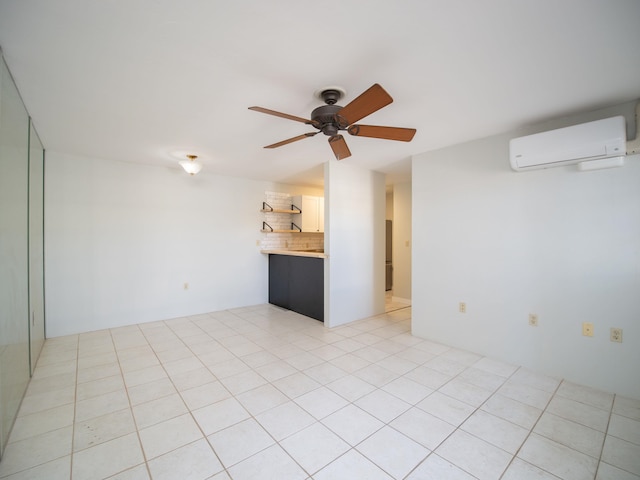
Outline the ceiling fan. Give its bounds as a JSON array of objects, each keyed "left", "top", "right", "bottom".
[{"left": 249, "top": 83, "right": 416, "bottom": 160}]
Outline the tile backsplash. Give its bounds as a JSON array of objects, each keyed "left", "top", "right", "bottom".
[{"left": 260, "top": 191, "right": 324, "bottom": 250}]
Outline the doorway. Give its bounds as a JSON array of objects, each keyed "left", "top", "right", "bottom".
[{"left": 385, "top": 184, "right": 411, "bottom": 312}]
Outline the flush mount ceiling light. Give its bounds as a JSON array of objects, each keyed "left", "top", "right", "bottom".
[{"left": 179, "top": 154, "right": 203, "bottom": 175}]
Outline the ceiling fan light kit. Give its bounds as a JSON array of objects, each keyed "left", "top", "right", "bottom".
[
  {"left": 249, "top": 83, "right": 416, "bottom": 161},
  {"left": 179, "top": 154, "right": 203, "bottom": 175}
]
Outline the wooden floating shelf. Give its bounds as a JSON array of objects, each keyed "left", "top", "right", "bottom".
[
  {"left": 261, "top": 229, "right": 303, "bottom": 233},
  {"left": 260, "top": 208, "right": 301, "bottom": 214}
]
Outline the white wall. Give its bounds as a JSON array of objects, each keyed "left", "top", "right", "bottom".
[
  {"left": 412, "top": 116, "right": 640, "bottom": 398},
  {"left": 325, "top": 161, "right": 385, "bottom": 327},
  {"left": 392, "top": 182, "right": 411, "bottom": 302},
  {"left": 45, "top": 152, "right": 279, "bottom": 337}
]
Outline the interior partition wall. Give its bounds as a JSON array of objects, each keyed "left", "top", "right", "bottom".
[{"left": 0, "top": 53, "right": 45, "bottom": 459}]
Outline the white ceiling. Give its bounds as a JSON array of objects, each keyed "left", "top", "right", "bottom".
[{"left": 1, "top": 1, "right": 639, "bottom": 187}]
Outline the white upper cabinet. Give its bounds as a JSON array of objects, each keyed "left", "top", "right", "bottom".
[{"left": 292, "top": 195, "right": 324, "bottom": 233}]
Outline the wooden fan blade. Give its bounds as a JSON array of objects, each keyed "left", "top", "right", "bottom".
[
  {"left": 335, "top": 84, "right": 393, "bottom": 127},
  {"left": 249, "top": 106, "right": 318, "bottom": 126},
  {"left": 264, "top": 132, "right": 318, "bottom": 149},
  {"left": 347, "top": 124, "right": 416, "bottom": 142},
  {"left": 328, "top": 135, "right": 351, "bottom": 160}
]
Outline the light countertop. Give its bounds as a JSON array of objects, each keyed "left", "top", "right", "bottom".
[{"left": 261, "top": 249, "right": 327, "bottom": 259}]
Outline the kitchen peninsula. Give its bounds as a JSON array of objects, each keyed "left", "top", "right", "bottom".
[{"left": 261, "top": 249, "right": 326, "bottom": 321}]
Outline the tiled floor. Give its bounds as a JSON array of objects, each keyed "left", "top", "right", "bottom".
[
  {"left": 1, "top": 305, "right": 639, "bottom": 480},
  {"left": 384, "top": 291, "right": 410, "bottom": 313}
]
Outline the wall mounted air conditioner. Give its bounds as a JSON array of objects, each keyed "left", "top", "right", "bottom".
[{"left": 509, "top": 116, "right": 626, "bottom": 171}]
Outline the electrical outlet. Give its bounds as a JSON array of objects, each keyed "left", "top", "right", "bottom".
[
  {"left": 183, "top": 282, "right": 189, "bottom": 290},
  {"left": 459, "top": 302, "right": 466, "bottom": 313},
  {"left": 582, "top": 322, "right": 594, "bottom": 337},
  {"left": 529, "top": 314, "right": 538, "bottom": 327},
  {"left": 610, "top": 327, "right": 623, "bottom": 343}
]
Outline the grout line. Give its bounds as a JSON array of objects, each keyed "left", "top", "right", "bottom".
[
  {"left": 498, "top": 376, "right": 564, "bottom": 480},
  {"left": 593, "top": 393, "right": 616, "bottom": 480}
]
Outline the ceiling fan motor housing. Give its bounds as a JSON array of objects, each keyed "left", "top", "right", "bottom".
[{"left": 311, "top": 104, "right": 342, "bottom": 136}]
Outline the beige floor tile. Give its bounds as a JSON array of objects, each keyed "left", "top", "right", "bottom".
[
  {"left": 498, "top": 380, "right": 554, "bottom": 410},
  {"left": 439, "top": 377, "right": 493, "bottom": 407},
  {"left": 76, "top": 362, "right": 121, "bottom": 384},
  {"left": 461, "top": 409, "right": 529, "bottom": 455},
  {"left": 322, "top": 404, "right": 384, "bottom": 446},
  {"left": 406, "top": 454, "right": 477, "bottom": 480},
  {"left": 272, "top": 371, "right": 321, "bottom": 399},
  {"left": 596, "top": 462, "right": 640, "bottom": 480},
  {"left": 122, "top": 364, "right": 168, "bottom": 388},
  {"left": 518, "top": 433, "right": 599, "bottom": 480},
  {"left": 127, "top": 376, "right": 177, "bottom": 405},
  {"left": 30, "top": 359, "right": 76, "bottom": 380},
  {"left": 132, "top": 392, "right": 188, "bottom": 429},
  {"left": 480, "top": 393, "right": 543, "bottom": 429},
  {"left": 613, "top": 395, "right": 640, "bottom": 421},
  {"left": 557, "top": 381, "right": 614, "bottom": 411},
  {"left": 169, "top": 366, "right": 217, "bottom": 391},
  {"left": 375, "top": 354, "right": 418, "bottom": 375},
  {"left": 0, "top": 427, "right": 72, "bottom": 477},
  {"left": 391, "top": 407, "right": 455, "bottom": 450},
  {"left": 207, "top": 418, "right": 274, "bottom": 467},
  {"left": 353, "top": 363, "right": 398, "bottom": 387},
  {"left": 8, "top": 403, "right": 74, "bottom": 442},
  {"left": 192, "top": 397, "right": 250, "bottom": 435},
  {"left": 355, "top": 389, "right": 411, "bottom": 423},
  {"left": 357, "top": 426, "right": 429, "bottom": 479},
  {"left": 75, "top": 388, "right": 130, "bottom": 423},
  {"left": 473, "top": 357, "right": 519, "bottom": 378},
  {"left": 280, "top": 422, "right": 350, "bottom": 475},
  {"left": 138, "top": 413, "right": 203, "bottom": 459},
  {"left": 255, "top": 401, "right": 315, "bottom": 441},
  {"left": 326, "top": 374, "right": 376, "bottom": 402},
  {"left": 502, "top": 457, "right": 560, "bottom": 480},
  {"left": 0, "top": 455, "right": 71, "bottom": 480},
  {"left": 255, "top": 359, "right": 298, "bottom": 382},
  {"left": 76, "top": 373, "right": 125, "bottom": 401},
  {"left": 295, "top": 386, "right": 349, "bottom": 420},
  {"left": 404, "top": 365, "right": 452, "bottom": 390},
  {"left": 601, "top": 435, "right": 640, "bottom": 476},
  {"left": 106, "top": 463, "right": 150, "bottom": 479},
  {"left": 303, "top": 362, "right": 347, "bottom": 385},
  {"left": 509, "top": 368, "right": 561, "bottom": 393},
  {"left": 534, "top": 411, "right": 605, "bottom": 458},
  {"left": 458, "top": 366, "right": 509, "bottom": 392},
  {"left": 416, "top": 391, "right": 475, "bottom": 427},
  {"left": 72, "top": 432, "right": 144, "bottom": 479},
  {"left": 147, "top": 438, "right": 223, "bottom": 480},
  {"left": 18, "top": 384, "right": 75, "bottom": 416},
  {"left": 227, "top": 444, "right": 307, "bottom": 480},
  {"left": 314, "top": 449, "right": 393, "bottom": 480},
  {"left": 328, "top": 352, "right": 371, "bottom": 373},
  {"left": 436, "top": 429, "right": 512, "bottom": 480},
  {"left": 74, "top": 408, "right": 136, "bottom": 451},
  {"left": 236, "top": 383, "right": 288, "bottom": 416},
  {"left": 546, "top": 395, "right": 610, "bottom": 432},
  {"left": 608, "top": 414, "right": 640, "bottom": 446}
]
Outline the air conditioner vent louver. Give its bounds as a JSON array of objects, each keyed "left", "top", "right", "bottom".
[{"left": 509, "top": 116, "right": 626, "bottom": 171}]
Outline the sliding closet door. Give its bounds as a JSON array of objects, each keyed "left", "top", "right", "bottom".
[
  {"left": 0, "top": 56, "right": 30, "bottom": 457},
  {"left": 28, "top": 120, "right": 45, "bottom": 374}
]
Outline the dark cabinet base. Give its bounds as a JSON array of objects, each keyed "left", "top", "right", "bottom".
[{"left": 269, "top": 254, "right": 324, "bottom": 321}]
